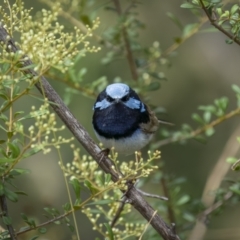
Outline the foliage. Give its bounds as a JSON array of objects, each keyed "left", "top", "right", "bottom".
[{"left": 0, "top": 0, "right": 240, "bottom": 240}]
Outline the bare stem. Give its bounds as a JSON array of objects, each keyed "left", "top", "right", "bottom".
[
  {"left": 112, "top": 0, "right": 138, "bottom": 81},
  {"left": 0, "top": 193, "right": 17, "bottom": 240},
  {"left": 161, "top": 177, "right": 176, "bottom": 225}
]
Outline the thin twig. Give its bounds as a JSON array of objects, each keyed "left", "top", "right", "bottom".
[
  {"left": 188, "top": 126, "right": 240, "bottom": 240},
  {"left": 16, "top": 211, "right": 72, "bottom": 236},
  {"left": 161, "top": 177, "right": 176, "bottom": 225},
  {"left": 0, "top": 194, "right": 17, "bottom": 240},
  {"left": 155, "top": 107, "right": 240, "bottom": 148},
  {"left": 0, "top": 25, "right": 180, "bottom": 240},
  {"left": 112, "top": 0, "right": 138, "bottom": 81},
  {"left": 199, "top": 0, "right": 240, "bottom": 45},
  {"left": 137, "top": 188, "right": 168, "bottom": 201},
  {"left": 111, "top": 196, "right": 129, "bottom": 228}
]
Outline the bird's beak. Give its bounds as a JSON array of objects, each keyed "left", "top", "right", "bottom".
[{"left": 115, "top": 98, "right": 120, "bottom": 103}]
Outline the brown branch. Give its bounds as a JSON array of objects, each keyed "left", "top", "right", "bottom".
[
  {"left": 199, "top": 0, "right": 240, "bottom": 45},
  {"left": 155, "top": 107, "right": 240, "bottom": 148},
  {"left": 0, "top": 25, "right": 180, "bottom": 240},
  {"left": 112, "top": 0, "right": 138, "bottom": 81},
  {"left": 0, "top": 194, "right": 17, "bottom": 240}
]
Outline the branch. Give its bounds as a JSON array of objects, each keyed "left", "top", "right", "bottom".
[
  {"left": 199, "top": 0, "right": 240, "bottom": 45},
  {"left": 155, "top": 107, "right": 240, "bottom": 148},
  {"left": 0, "top": 25, "right": 180, "bottom": 240},
  {"left": 112, "top": 0, "right": 138, "bottom": 81},
  {"left": 0, "top": 194, "right": 17, "bottom": 240}
]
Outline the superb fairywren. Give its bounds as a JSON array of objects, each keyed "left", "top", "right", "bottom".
[{"left": 92, "top": 83, "right": 159, "bottom": 154}]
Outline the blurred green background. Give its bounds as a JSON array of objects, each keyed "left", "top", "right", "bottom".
[{"left": 5, "top": 0, "right": 240, "bottom": 239}]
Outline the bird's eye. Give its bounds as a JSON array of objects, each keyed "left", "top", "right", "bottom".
[
  {"left": 106, "top": 95, "right": 114, "bottom": 102},
  {"left": 121, "top": 95, "right": 129, "bottom": 102}
]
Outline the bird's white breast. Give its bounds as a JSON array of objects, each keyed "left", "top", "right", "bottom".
[{"left": 94, "top": 128, "right": 153, "bottom": 155}]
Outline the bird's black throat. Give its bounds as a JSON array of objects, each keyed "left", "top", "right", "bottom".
[{"left": 93, "top": 102, "right": 149, "bottom": 139}]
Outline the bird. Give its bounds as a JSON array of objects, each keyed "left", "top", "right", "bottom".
[
  {"left": 92, "top": 83, "right": 159, "bottom": 155},
  {"left": 92, "top": 83, "right": 160, "bottom": 155}
]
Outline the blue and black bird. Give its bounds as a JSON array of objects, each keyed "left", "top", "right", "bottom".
[{"left": 92, "top": 83, "right": 159, "bottom": 154}]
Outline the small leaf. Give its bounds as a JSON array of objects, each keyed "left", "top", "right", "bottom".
[
  {"left": 232, "top": 84, "right": 240, "bottom": 94},
  {"left": 22, "top": 147, "right": 42, "bottom": 159},
  {"left": 104, "top": 174, "right": 111, "bottom": 185},
  {"left": 63, "top": 203, "right": 71, "bottom": 212},
  {"left": 8, "top": 141, "right": 20, "bottom": 158},
  {"left": 167, "top": 12, "right": 183, "bottom": 30},
  {"left": 86, "top": 199, "right": 113, "bottom": 206},
  {"left": 183, "top": 212, "right": 195, "bottom": 222},
  {"left": 182, "top": 23, "right": 199, "bottom": 37},
  {"left": 30, "top": 236, "right": 39, "bottom": 240},
  {"left": 176, "top": 195, "right": 190, "bottom": 206},
  {"left": 203, "top": 111, "right": 211, "bottom": 123},
  {"left": 226, "top": 157, "right": 237, "bottom": 164},
  {"left": 180, "top": 3, "right": 199, "bottom": 9},
  {"left": 84, "top": 180, "right": 99, "bottom": 194},
  {"left": 192, "top": 113, "right": 204, "bottom": 124},
  {"left": 104, "top": 223, "right": 114, "bottom": 240},
  {"left": 4, "top": 188, "right": 18, "bottom": 202},
  {"left": 146, "top": 82, "right": 160, "bottom": 91},
  {"left": 2, "top": 216, "right": 12, "bottom": 225},
  {"left": 38, "top": 227, "right": 47, "bottom": 234},
  {"left": 69, "top": 178, "right": 81, "bottom": 200},
  {"left": 230, "top": 4, "right": 239, "bottom": 15},
  {"left": 205, "top": 127, "right": 215, "bottom": 137}
]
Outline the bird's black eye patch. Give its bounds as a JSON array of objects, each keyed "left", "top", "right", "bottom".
[
  {"left": 106, "top": 95, "right": 114, "bottom": 102},
  {"left": 121, "top": 95, "right": 129, "bottom": 102}
]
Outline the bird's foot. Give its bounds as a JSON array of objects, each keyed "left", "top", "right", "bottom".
[{"left": 98, "top": 148, "right": 110, "bottom": 164}]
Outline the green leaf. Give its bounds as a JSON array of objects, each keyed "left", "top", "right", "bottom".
[
  {"left": 69, "top": 178, "right": 81, "bottom": 200},
  {"left": 167, "top": 12, "right": 183, "bottom": 30},
  {"left": 84, "top": 180, "right": 99, "bottom": 194},
  {"left": 232, "top": 84, "right": 240, "bottom": 94},
  {"left": 182, "top": 23, "right": 199, "bottom": 37},
  {"left": 230, "top": 4, "right": 239, "bottom": 15},
  {"left": 146, "top": 82, "right": 160, "bottom": 91},
  {"left": 104, "top": 223, "right": 114, "bottom": 240},
  {"left": 22, "top": 147, "right": 42, "bottom": 159},
  {"left": 192, "top": 113, "right": 204, "bottom": 124},
  {"left": 205, "top": 127, "right": 215, "bottom": 136},
  {"left": 229, "top": 183, "right": 240, "bottom": 194},
  {"left": 38, "top": 227, "right": 47, "bottom": 234},
  {"left": 63, "top": 203, "right": 71, "bottom": 212},
  {"left": 2, "top": 216, "right": 12, "bottom": 225},
  {"left": 30, "top": 236, "right": 39, "bottom": 240},
  {"left": 104, "top": 174, "right": 111, "bottom": 185},
  {"left": 180, "top": 3, "right": 199, "bottom": 9},
  {"left": 7, "top": 141, "right": 20, "bottom": 158},
  {"left": 176, "top": 195, "right": 190, "bottom": 206},
  {"left": 226, "top": 157, "right": 237, "bottom": 164},
  {"left": 4, "top": 188, "right": 18, "bottom": 202},
  {"left": 0, "top": 157, "right": 16, "bottom": 163},
  {"left": 183, "top": 212, "right": 195, "bottom": 222},
  {"left": 86, "top": 199, "right": 113, "bottom": 206},
  {"left": 203, "top": 111, "right": 211, "bottom": 123},
  {"left": 21, "top": 213, "right": 28, "bottom": 221}
]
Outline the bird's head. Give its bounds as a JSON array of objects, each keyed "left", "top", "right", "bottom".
[{"left": 93, "top": 83, "right": 145, "bottom": 112}]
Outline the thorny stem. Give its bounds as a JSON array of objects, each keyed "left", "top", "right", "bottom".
[
  {"left": 112, "top": 0, "right": 138, "bottom": 81},
  {"left": 155, "top": 107, "right": 240, "bottom": 148},
  {"left": 199, "top": 0, "right": 240, "bottom": 45}
]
